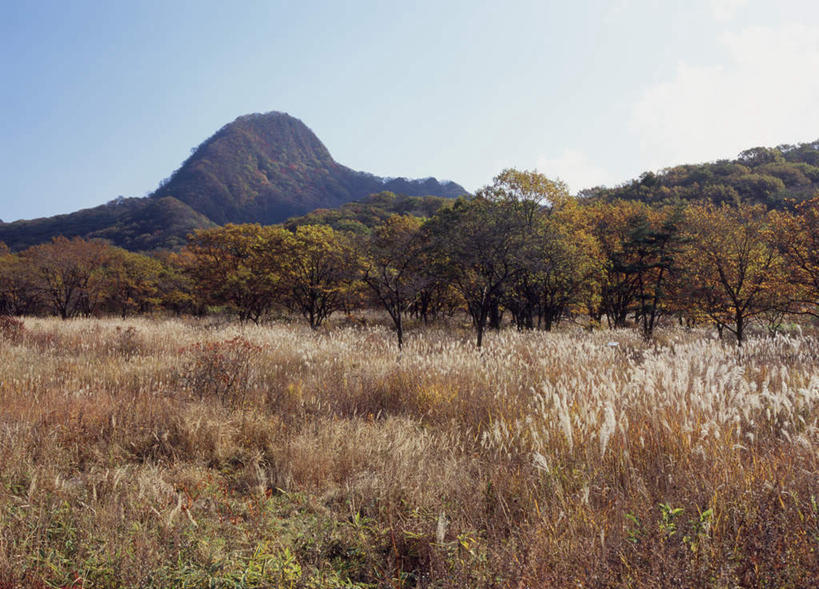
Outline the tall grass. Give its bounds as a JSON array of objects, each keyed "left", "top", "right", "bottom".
[{"left": 0, "top": 317, "right": 816, "bottom": 587}]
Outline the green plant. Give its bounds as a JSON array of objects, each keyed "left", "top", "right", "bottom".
[
  {"left": 683, "top": 507, "right": 714, "bottom": 553},
  {"left": 658, "top": 503, "right": 684, "bottom": 538},
  {"left": 624, "top": 512, "right": 643, "bottom": 544}
]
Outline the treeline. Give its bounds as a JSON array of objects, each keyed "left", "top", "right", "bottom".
[{"left": 1, "top": 169, "right": 817, "bottom": 347}]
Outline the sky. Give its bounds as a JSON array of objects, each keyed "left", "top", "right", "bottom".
[{"left": 1, "top": 0, "right": 818, "bottom": 222}]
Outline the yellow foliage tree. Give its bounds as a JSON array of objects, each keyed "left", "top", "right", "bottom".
[
  {"left": 102, "top": 248, "right": 164, "bottom": 318},
  {"left": 769, "top": 195, "right": 819, "bottom": 317},
  {"left": 678, "top": 202, "right": 785, "bottom": 344},
  {"left": 281, "top": 225, "right": 360, "bottom": 329},
  {"left": 185, "top": 224, "right": 287, "bottom": 323}
]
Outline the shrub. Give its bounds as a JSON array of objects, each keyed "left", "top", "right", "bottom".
[
  {"left": 0, "top": 316, "right": 24, "bottom": 343},
  {"left": 106, "top": 325, "right": 145, "bottom": 359},
  {"left": 179, "top": 336, "right": 262, "bottom": 406}
]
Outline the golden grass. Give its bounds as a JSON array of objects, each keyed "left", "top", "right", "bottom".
[{"left": 0, "top": 317, "right": 817, "bottom": 587}]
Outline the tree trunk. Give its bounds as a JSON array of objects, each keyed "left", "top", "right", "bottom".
[
  {"left": 735, "top": 311, "right": 744, "bottom": 346},
  {"left": 488, "top": 299, "right": 502, "bottom": 331}
]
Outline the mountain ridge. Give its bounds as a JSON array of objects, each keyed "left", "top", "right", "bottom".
[{"left": 0, "top": 112, "right": 467, "bottom": 251}]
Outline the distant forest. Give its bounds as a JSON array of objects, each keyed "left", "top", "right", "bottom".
[
  {"left": 2, "top": 140, "right": 818, "bottom": 347},
  {"left": 584, "top": 141, "right": 819, "bottom": 207}
]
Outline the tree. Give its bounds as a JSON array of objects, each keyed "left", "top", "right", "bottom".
[
  {"left": 0, "top": 248, "right": 41, "bottom": 315},
  {"left": 22, "top": 237, "right": 111, "bottom": 319},
  {"left": 589, "top": 200, "right": 648, "bottom": 328},
  {"left": 409, "top": 280, "right": 460, "bottom": 324},
  {"left": 361, "top": 215, "right": 425, "bottom": 349},
  {"left": 102, "top": 248, "right": 164, "bottom": 318},
  {"left": 424, "top": 196, "right": 528, "bottom": 347},
  {"left": 737, "top": 146, "right": 784, "bottom": 167},
  {"left": 732, "top": 173, "right": 786, "bottom": 205},
  {"left": 534, "top": 199, "right": 601, "bottom": 331},
  {"left": 154, "top": 249, "right": 206, "bottom": 317},
  {"left": 185, "top": 224, "right": 285, "bottom": 323},
  {"left": 501, "top": 199, "right": 598, "bottom": 331},
  {"left": 474, "top": 169, "right": 588, "bottom": 334},
  {"left": 678, "top": 202, "right": 783, "bottom": 344},
  {"left": 483, "top": 168, "right": 570, "bottom": 222},
  {"left": 770, "top": 196, "right": 819, "bottom": 316},
  {"left": 584, "top": 200, "right": 686, "bottom": 337},
  {"left": 627, "top": 205, "right": 685, "bottom": 338},
  {"left": 281, "top": 225, "right": 360, "bottom": 329}
]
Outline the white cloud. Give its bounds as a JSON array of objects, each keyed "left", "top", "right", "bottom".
[
  {"left": 536, "top": 148, "right": 617, "bottom": 192},
  {"left": 630, "top": 23, "right": 819, "bottom": 171},
  {"left": 709, "top": 0, "right": 748, "bottom": 21}
]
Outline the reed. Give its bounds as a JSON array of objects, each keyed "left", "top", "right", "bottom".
[{"left": 0, "top": 317, "right": 816, "bottom": 587}]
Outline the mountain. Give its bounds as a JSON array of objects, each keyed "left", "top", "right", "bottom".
[
  {"left": 581, "top": 141, "right": 819, "bottom": 208},
  {"left": 152, "top": 112, "right": 465, "bottom": 225},
  {"left": 0, "top": 112, "right": 467, "bottom": 251}
]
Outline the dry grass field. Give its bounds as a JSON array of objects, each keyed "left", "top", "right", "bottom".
[{"left": 0, "top": 316, "right": 817, "bottom": 587}]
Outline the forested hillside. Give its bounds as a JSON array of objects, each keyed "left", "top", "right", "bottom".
[
  {"left": 283, "top": 191, "right": 452, "bottom": 233},
  {"left": 584, "top": 140, "right": 819, "bottom": 208},
  {"left": 0, "top": 197, "right": 215, "bottom": 252}
]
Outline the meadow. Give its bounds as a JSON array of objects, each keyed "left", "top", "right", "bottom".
[{"left": 0, "top": 316, "right": 817, "bottom": 587}]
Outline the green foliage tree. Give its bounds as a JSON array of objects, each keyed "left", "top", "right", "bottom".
[
  {"left": 737, "top": 146, "right": 785, "bottom": 166},
  {"left": 589, "top": 139, "right": 819, "bottom": 209},
  {"left": 626, "top": 205, "right": 686, "bottom": 338},
  {"left": 589, "top": 200, "right": 650, "bottom": 328}
]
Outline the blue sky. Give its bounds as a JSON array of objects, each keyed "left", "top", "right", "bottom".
[{"left": 1, "top": 0, "right": 818, "bottom": 221}]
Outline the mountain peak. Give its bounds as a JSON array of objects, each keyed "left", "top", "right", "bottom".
[
  {"left": 215, "top": 111, "right": 334, "bottom": 164},
  {"left": 151, "top": 112, "right": 465, "bottom": 225},
  {"left": 0, "top": 112, "right": 466, "bottom": 250}
]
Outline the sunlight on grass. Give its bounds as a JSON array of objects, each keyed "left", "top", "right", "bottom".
[{"left": 0, "top": 318, "right": 817, "bottom": 586}]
